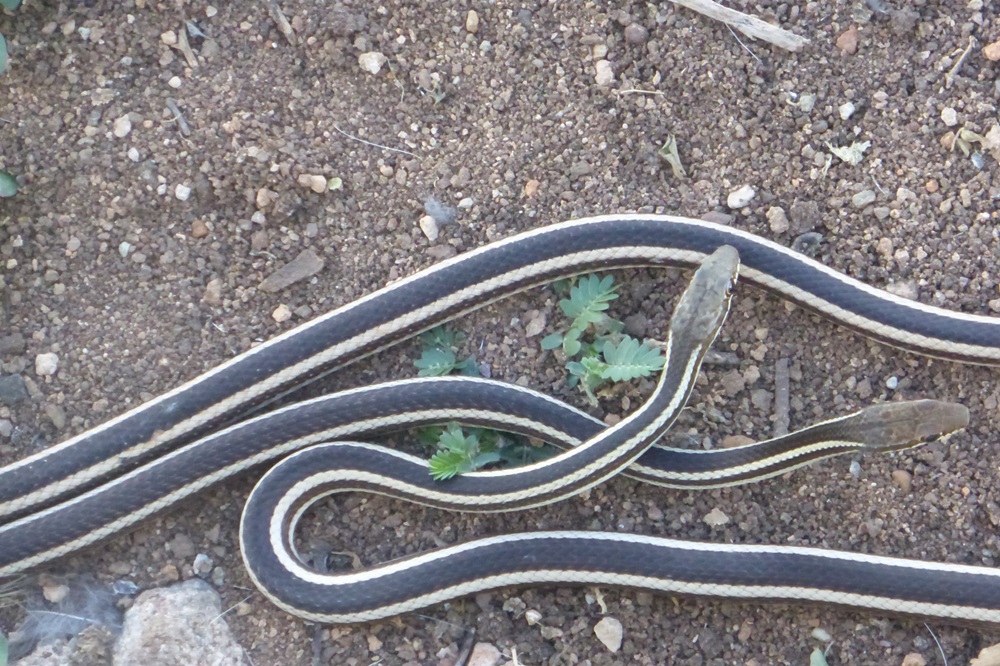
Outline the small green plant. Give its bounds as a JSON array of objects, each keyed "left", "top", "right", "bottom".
[
  {"left": 420, "top": 424, "right": 551, "bottom": 480},
  {"left": 413, "top": 327, "right": 478, "bottom": 376},
  {"left": 541, "top": 274, "right": 620, "bottom": 355},
  {"left": 542, "top": 274, "right": 665, "bottom": 403},
  {"left": 413, "top": 326, "right": 553, "bottom": 479}
]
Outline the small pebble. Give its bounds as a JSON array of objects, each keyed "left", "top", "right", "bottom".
[
  {"left": 524, "top": 609, "right": 542, "bottom": 625},
  {"left": 886, "top": 376, "right": 899, "bottom": 390},
  {"left": 985, "top": 40, "right": 1000, "bottom": 62},
  {"left": 358, "top": 51, "right": 387, "bottom": 75},
  {"left": 272, "top": 304, "right": 292, "bottom": 322},
  {"left": 174, "top": 183, "right": 191, "bottom": 201},
  {"left": 901, "top": 654, "right": 927, "bottom": 666},
  {"left": 127, "top": 147, "right": 140, "bottom": 161},
  {"left": 727, "top": 184, "right": 755, "bottom": 209},
  {"left": 418, "top": 214, "right": 439, "bottom": 241},
  {"left": 297, "top": 174, "right": 327, "bottom": 193},
  {"left": 703, "top": 507, "right": 730, "bottom": 526},
  {"left": 193, "top": 553, "right": 214, "bottom": 576},
  {"left": 259, "top": 249, "right": 325, "bottom": 292},
  {"left": 594, "top": 59, "right": 614, "bottom": 86},
  {"left": 467, "top": 643, "right": 500, "bottom": 666},
  {"left": 941, "top": 107, "right": 958, "bottom": 127},
  {"left": 838, "top": 102, "right": 856, "bottom": 120},
  {"left": 113, "top": 114, "right": 132, "bottom": 138},
  {"left": 851, "top": 189, "right": 876, "bottom": 208},
  {"left": 167, "top": 76, "right": 182, "bottom": 88},
  {"left": 465, "top": 10, "right": 479, "bottom": 34},
  {"left": 836, "top": 26, "right": 859, "bottom": 54},
  {"left": 42, "top": 583, "right": 70, "bottom": 604},
  {"left": 35, "top": 353, "right": 59, "bottom": 377},
  {"left": 891, "top": 470, "right": 912, "bottom": 493},
  {"left": 191, "top": 220, "right": 209, "bottom": 238},
  {"left": 594, "top": 617, "right": 623, "bottom": 653},
  {"left": 766, "top": 206, "right": 789, "bottom": 233},
  {"left": 811, "top": 627, "right": 832, "bottom": 642},
  {"left": 623, "top": 23, "right": 649, "bottom": 45}
]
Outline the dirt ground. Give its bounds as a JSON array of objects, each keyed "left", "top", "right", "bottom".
[{"left": 2, "top": 0, "right": 1000, "bottom": 664}]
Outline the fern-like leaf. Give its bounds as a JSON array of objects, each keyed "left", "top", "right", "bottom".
[
  {"left": 559, "top": 274, "right": 618, "bottom": 330},
  {"left": 600, "top": 338, "right": 664, "bottom": 382}
]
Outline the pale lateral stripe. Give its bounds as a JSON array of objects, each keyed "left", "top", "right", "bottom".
[
  {"left": 270, "top": 530, "right": 1000, "bottom": 590},
  {"left": 273, "top": 571, "right": 1000, "bottom": 624}
]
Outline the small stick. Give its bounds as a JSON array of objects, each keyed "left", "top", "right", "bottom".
[
  {"left": 773, "top": 357, "right": 790, "bottom": 437},
  {"left": 165, "top": 98, "right": 191, "bottom": 136},
  {"left": 266, "top": 0, "right": 298, "bottom": 46},
  {"left": 945, "top": 36, "right": 975, "bottom": 89},
  {"left": 670, "top": 0, "right": 809, "bottom": 52},
  {"left": 332, "top": 125, "right": 418, "bottom": 157},
  {"left": 176, "top": 25, "right": 199, "bottom": 68}
]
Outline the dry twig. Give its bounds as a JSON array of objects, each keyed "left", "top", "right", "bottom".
[{"left": 670, "top": 0, "right": 809, "bottom": 52}]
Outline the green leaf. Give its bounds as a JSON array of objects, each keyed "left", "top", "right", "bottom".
[
  {"left": 541, "top": 332, "right": 564, "bottom": 350},
  {"left": 559, "top": 274, "right": 618, "bottom": 331},
  {"left": 438, "top": 425, "right": 477, "bottom": 453},
  {"left": 809, "top": 648, "right": 829, "bottom": 666},
  {"left": 0, "top": 34, "right": 7, "bottom": 77},
  {"left": 428, "top": 450, "right": 467, "bottom": 480},
  {"left": 420, "top": 326, "right": 464, "bottom": 351},
  {"left": 415, "top": 425, "right": 446, "bottom": 448},
  {"left": 562, "top": 331, "right": 582, "bottom": 356},
  {"left": 414, "top": 347, "right": 458, "bottom": 376},
  {"left": 0, "top": 170, "right": 16, "bottom": 197},
  {"left": 567, "top": 356, "right": 608, "bottom": 404},
  {"left": 455, "top": 357, "right": 480, "bottom": 376},
  {"left": 471, "top": 451, "right": 502, "bottom": 468},
  {"left": 600, "top": 337, "right": 664, "bottom": 382}
]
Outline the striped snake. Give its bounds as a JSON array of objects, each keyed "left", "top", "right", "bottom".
[{"left": 1, "top": 215, "right": 997, "bottom": 624}]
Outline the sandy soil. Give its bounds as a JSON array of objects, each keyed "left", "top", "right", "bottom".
[{"left": 2, "top": 0, "right": 1000, "bottom": 664}]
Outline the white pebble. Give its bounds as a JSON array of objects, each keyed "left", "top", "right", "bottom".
[
  {"left": 205, "top": 5, "right": 217, "bottom": 17},
  {"left": 838, "top": 101, "right": 856, "bottom": 120},
  {"left": 727, "top": 184, "right": 755, "bottom": 209},
  {"left": 886, "top": 376, "right": 899, "bottom": 390},
  {"left": 113, "top": 114, "right": 132, "bottom": 138},
  {"left": 465, "top": 9, "right": 479, "bottom": 34},
  {"left": 35, "top": 353, "right": 60, "bottom": 377},
  {"left": 168, "top": 76, "right": 182, "bottom": 88},
  {"left": 297, "top": 174, "right": 328, "bottom": 193},
  {"left": 594, "top": 59, "right": 614, "bottom": 86},
  {"left": 175, "top": 184, "right": 191, "bottom": 201},
  {"left": 941, "top": 107, "right": 958, "bottom": 127},
  {"left": 119, "top": 241, "right": 132, "bottom": 258},
  {"left": 524, "top": 609, "right": 542, "bottom": 625},
  {"left": 358, "top": 51, "right": 387, "bottom": 75},
  {"left": 127, "top": 147, "right": 140, "bottom": 162},
  {"left": 594, "top": 617, "right": 623, "bottom": 653},
  {"left": 272, "top": 304, "right": 292, "bottom": 322},
  {"left": 703, "top": 507, "right": 730, "bottom": 526},
  {"left": 457, "top": 197, "right": 474, "bottom": 209},
  {"left": 418, "top": 214, "right": 439, "bottom": 241}
]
